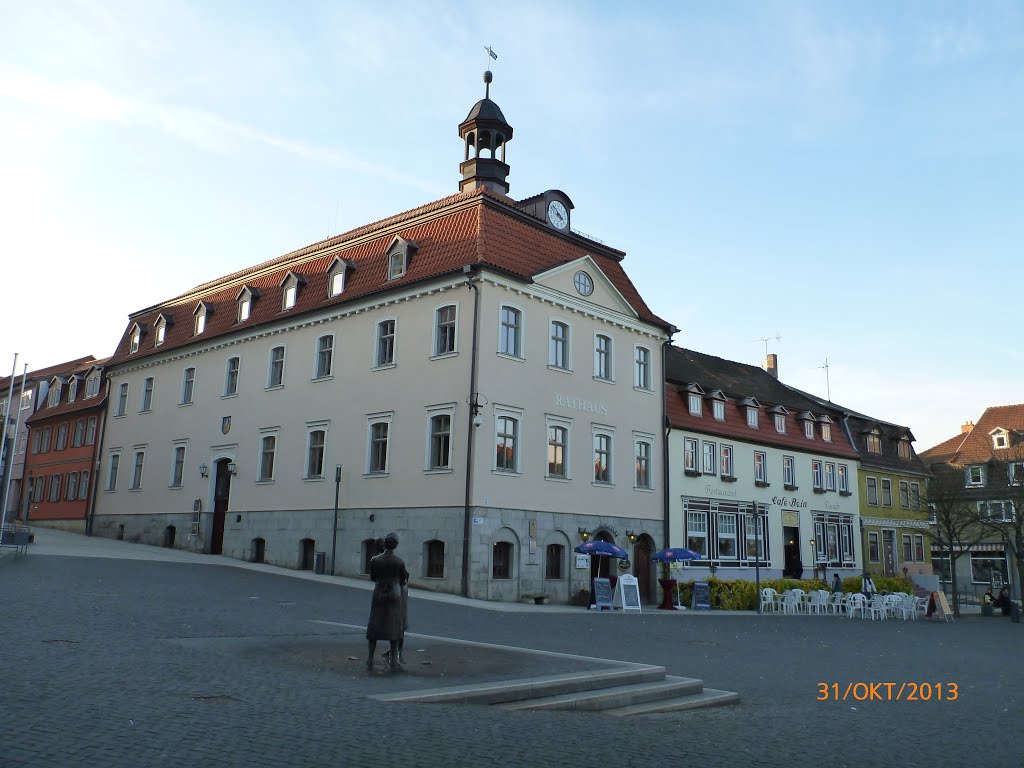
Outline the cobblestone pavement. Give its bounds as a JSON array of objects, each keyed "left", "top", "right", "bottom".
[{"left": 1, "top": 542, "right": 1020, "bottom": 768}]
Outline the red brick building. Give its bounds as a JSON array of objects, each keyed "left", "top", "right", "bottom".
[{"left": 22, "top": 359, "right": 108, "bottom": 532}]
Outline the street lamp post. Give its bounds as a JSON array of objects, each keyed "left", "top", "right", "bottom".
[{"left": 330, "top": 465, "right": 341, "bottom": 575}]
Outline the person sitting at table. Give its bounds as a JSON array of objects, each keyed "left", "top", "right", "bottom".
[{"left": 983, "top": 587, "right": 995, "bottom": 606}]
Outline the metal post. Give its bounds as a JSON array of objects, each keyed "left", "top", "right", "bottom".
[
  {"left": 753, "top": 502, "right": 762, "bottom": 614},
  {"left": 0, "top": 354, "right": 19, "bottom": 535},
  {"left": 330, "top": 464, "right": 341, "bottom": 575}
]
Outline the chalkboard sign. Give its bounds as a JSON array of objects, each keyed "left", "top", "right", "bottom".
[
  {"left": 691, "top": 580, "right": 711, "bottom": 610},
  {"left": 927, "top": 591, "right": 954, "bottom": 623},
  {"left": 593, "top": 578, "right": 614, "bottom": 610},
  {"left": 618, "top": 574, "right": 641, "bottom": 613}
]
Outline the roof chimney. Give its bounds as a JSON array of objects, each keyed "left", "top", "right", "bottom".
[
  {"left": 764, "top": 353, "right": 778, "bottom": 379},
  {"left": 961, "top": 420, "right": 974, "bottom": 434}
]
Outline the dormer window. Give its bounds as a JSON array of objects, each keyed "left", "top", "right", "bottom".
[
  {"left": 236, "top": 286, "right": 260, "bottom": 322},
  {"left": 897, "top": 438, "right": 911, "bottom": 459},
  {"left": 129, "top": 323, "right": 143, "bottom": 354},
  {"left": 47, "top": 381, "right": 62, "bottom": 407},
  {"left": 866, "top": 429, "right": 881, "bottom": 454},
  {"left": 685, "top": 384, "right": 705, "bottom": 416},
  {"left": 154, "top": 313, "right": 172, "bottom": 346},
  {"left": 688, "top": 394, "right": 701, "bottom": 416},
  {"left": 713, "top": 400, "right": 725, "bottom": 421},
  {"left": 804, "top": 421, "right": 814, "bottom": 439},
  {"left": 385, "top": 237, "right": 418, "bottom": 281},
  {"left": 193, "top": 302, "right": 211, "bottom": 336},
  {"left": 966, "top": 465, "right": 985, "bottom": 487},
  {"left": 327, "top": 257, "right": 352, "bottom": 297},
  {"left": 991, "top": 429, "right": 1008, "bottom": 450},
  {"left": 280, "top": 272, "right": 306, "bottom": 311},
  {"left": 768, "top": 406, "right": 788, "bottom": 434},
  {"left": 85, "top": 375, "right": 100, "bottom": 398},
  {"left": 69, "top": 378, "right": 78, "bottom": 402},
  {"left": 822, "top": 423, "right": 832, "bottom": 441},
  {"left": 747, "top": 408, "right": 758, "bottom": 428}
]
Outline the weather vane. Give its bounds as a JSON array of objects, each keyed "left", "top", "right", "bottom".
[{"left": 484, "top": 45, "right": 498, "bottom": 66}]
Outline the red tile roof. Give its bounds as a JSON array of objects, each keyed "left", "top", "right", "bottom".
[
  {"left": 921, "top": 404, "right": 1024, "bottom": 466},
  {"left": 108, "top": 189, "right": 669, "bottom": 367},
  {"left": 0, "top": 356, "right": 97, "bottom": 391}
]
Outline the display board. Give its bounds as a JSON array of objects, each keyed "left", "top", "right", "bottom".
[
  {"left": 618, "top": 574, "right": 641, "bottom": 613},
  {"left": 928, "top": 591, "right": 954, "bottom": 623},
  {"left": 691, "top": 580, "right": 711, "bottom": 610},
  {"left": 593, "top": 577, "right": 614, "bottom": 610}
]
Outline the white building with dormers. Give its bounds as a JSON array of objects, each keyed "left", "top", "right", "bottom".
[
  {"left": 94, "top": 72, "right": 675, "bottom": 604},
  {"left": 666, "top": 348, "right": 862, "bottom": 582}
]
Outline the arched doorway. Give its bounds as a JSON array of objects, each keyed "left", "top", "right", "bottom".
[
  {"left": 210, "top": 459, "right": 232, "bottom": 555},
  {"left": 589, "top": 530, "right": 616, "bottom": 581},
  {"left": 633, "top": 535, "right": 655, "bottom": 604}
]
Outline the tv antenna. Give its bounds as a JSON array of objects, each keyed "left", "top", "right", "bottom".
[
  {"left": 818, "top": 358, "right": 832, "bottom": 401},
  {"left": 754, "top": 335, "right": 781, "bottom": 357}
]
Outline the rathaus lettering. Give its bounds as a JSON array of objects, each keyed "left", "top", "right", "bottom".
[{"left": 554, "top": 393, "right": 609, "bottom": 416}]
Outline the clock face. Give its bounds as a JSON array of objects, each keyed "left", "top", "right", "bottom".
[
  {"left": 547, "top": 200, "right": 568, "bottom": 230},
  {"left": 574, "top": 270, "right": 594, "bottom": 296}
]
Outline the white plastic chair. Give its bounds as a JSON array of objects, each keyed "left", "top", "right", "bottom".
[
  {"left": 780, "top": 590, "right": 800, "bottom": 615},
  {"left": 883, "top": 595, "right": 901, "bottom": 619},
  {"left": 808, "top": 590, "right": 828, "bottom": 615},
  {"left": 898, "top": 595, "right": 917, "bottom": 621},
  {"left": 827, "top": 592, "right": 844, "bottom": 614},
  {"left": 760, "top": 588, "right": 778, "bottom": 613},
  {"left": 847, "top": 593, "right": 866, "bottom": 618},
  {"left": 791, "top": 588, "right": 806, "bottom": 613},
  {"left": 867, "top": 596, "right": 887, "bottom": 620}
]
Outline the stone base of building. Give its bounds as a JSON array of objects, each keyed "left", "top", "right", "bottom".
[
  {"left": 90, "top": 506, "right": 666, "bottom": 604},
  {"left": 25, "top": 518, "right": 86, "bottom": 535}
]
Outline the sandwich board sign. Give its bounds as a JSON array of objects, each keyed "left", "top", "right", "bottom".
[
  {"left": 593, "top": 577, "right": 614, "bottom": 610},
  {"left": 617, "top": 574, "right": 641, "bottom": 613}
]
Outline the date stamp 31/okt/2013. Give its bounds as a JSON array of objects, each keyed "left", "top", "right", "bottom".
[{"left": 817, "top": 682, "right": 959, "bottom": 701}]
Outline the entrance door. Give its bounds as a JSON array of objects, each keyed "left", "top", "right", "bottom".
[
  {"left": 882, "top": 530, "right": 896, "bottom": 577},
  {"left": 633, "top": 539, "right": 652, "bottom": 603},
  {"left": 783, "top": 526, "right": 802, "bottom": 578},
  {"left": 210, "top": 459, "right": 231, "bottom": 555}
]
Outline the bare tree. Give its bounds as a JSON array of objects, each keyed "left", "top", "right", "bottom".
[
  {"left": 922, "top": 466, "right": 987, "bottom": 617},
  {"left": 977, "top": 444, "right": 1024, "bottom": 604}
]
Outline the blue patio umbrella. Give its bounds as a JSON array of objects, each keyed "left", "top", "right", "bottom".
[
  {"left": 651, "top": 547, "right": 702, "bottom": 563},
  {"left": 574, "top": 540, "right": 629, "bottom": 579}
]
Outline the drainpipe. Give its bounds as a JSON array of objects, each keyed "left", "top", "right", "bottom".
[
  {"left": 461, "top": 266, "right": 482, "bottom": 598},
  {"left": 840, "top": 413, "right": 865, "bottom": 572},
  {"left": 660, "top": 331, "right": 676, "bottom": 550},
  {"left": 85, "top": 379, "right": 110, "bottom": 537}
]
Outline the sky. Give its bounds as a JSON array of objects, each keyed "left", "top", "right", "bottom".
[{"left": 1, "top": 0, "right": 1021, "bottom": 451}]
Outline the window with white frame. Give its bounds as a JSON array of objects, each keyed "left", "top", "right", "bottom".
[
  {"left": 825, "top": 462, "right": 836, "bottom": 491},
  {"left": 435, "top": 305, "right": 457, "bottom": 356},
  {"left": 1009, "top": 462, "right": 1024, "bottom": 486},
  {"left": 268, "top": 346, "right": 285, "bottom": 388},
  {"left": 258, "top": 433, "right": 277, "bottom": 481},
  {"left": 170, "top": 444, "right": 186, "bottom": 487},
  {"left": 979, "top": 500, "right": 1014, "bottom": 522},
  {"left": 913, "top": 535, "right": 924, "bottom": 561},
  {"left": 634, "top": 346, "right": 651, "bottom": 390},
  {"left": 428, "top": 412, "right": 452, "bottom": 471},
  {"left": 547, "top": 421, "right": 569, "bottom": 479},
  {"left": 549, "top": 321, "right": 569, "bottom": 369},
  {"left": 130, "top": 450, "right": 145, "bottom": 490},
  {"left": 282, "top": 276, "right": 299, "bottom": 310},
  {"left": 32, "top": 476, "right": 44, "bottom": 502},
  {"left": 754, "top": 451, "right": 767, "bottom": 483},
  {"left": 593, "top": 431, "right": 613, "bottom": 483},
  {"left": 720, "top": 444, "right": 733, "bottom": 478},
  {"left": 495, "top": 413, "right": 519, "bottom": 472},
  {"left": 315, "top": 335, "right": 334, "bottom": 379},
  {"left": 783, "top": 455, "right": 796, "bottom": 487},
  {"left": 838, "top": 464, "right": 849, "bottom": 493},
  {"left": 774, "top": 414, "right": 786, "bottom": 433},
  {"left": 909, "top": 481, "right": 920, "bottom": 508},
  {"left": 86, "top": 376, "right": 100, "bottom": 398},
  {"left": 388, "top": 251, "right": 405, "bottom": 280},
  {"left": 717, "top": 513, "right": 737, "bottom": 558},
  {"left": 683, "top": 437, "right": 698, "bottom": 473},
  {"left": 902, "top": 534, "right": 913, "bottom": 562},
  {"left": 821, "top": 422, "right": 832, "bottom": 441},
  {"left": 194, "top": 306, "right": 207, "bottom": 335},
  {"left": 499, "top": 306, "right": 522, "bottom": 357},
  {"left": 375, "top": 319, "right": 396, "bottom": 367},
  {"left": 594, "top": 334, "right": 612, "bottom": 380},
  {"left": 966, "top": 465, "right": 985, "bottom": 487},
  {"left": 48, "top": 473, "right": 62, "bottom": 502},
  {"left": 804, "top": 420, "right": 814, "bottom": 439},
  {"left": 72, "top": 420, "right": 84, "bottom": 448},
  {"left": 688, "top": 393, "right": 702, "bottom": 416},
  {"left": 140, "top": 377, "right": 154, "bottom": 412},
  {"left": 155, "top": 319, "right": 166, "bottom": 346},
  {"left": 86, "top": 417, "right": 96, "bottom": 445},
  {"left": 866, "top": 476, "right": 878, "bottom": 505},
  {"left": 866, "top": 430, "right": 881, "bottom": 454},
  {"left": 330, "top": 269, "right": 346, "bottom": 297},
  {"left": 237, "top": 289, "right": 254, "bottom": 322},
  {"left": 686, "top": 510, "right": 708, "bottom": 557},
  {"left": 992, "top": 430, "right": 1008, "bottom": 450},
  {"left": 812, "top": 460, "right": 823, "bottom": 490},
  {"left": 368, "top": 418, "right": 391, "bottom": 474},
  {"left": 306, "top": 428, "right": 326, "bottom": 479},
  {"left": 224, "top": 357, "right": 240, "bottom": 396},
  {"left": 79, "top": 471, "right": 89, "bottom": 501},
  {"left": 813, "top": 512, "right": 855, "bottom": 567},
  {"left": 115, "top": 383, "right": 128, "bottom": 417},
  {"left": 745, "top": 508, "right": 766, "bottom": 560},
  {"left": 881, "top": 478, "right": 892, "bottom": 507},
  {"left": 712, "top": 400, "right": 725, "bottom": 421},
  {"left": 39, "top": 426, "right": 51, "bottom": 453},
  {"left": 69, "top": 379, "right": 78, "bottom": 401},
  {"left": 56, "top": 423, "right": 67, "bottom": 451},
  {"left": 47, "top": 384, "right": 61, "bottom": 407},
  {"left": 106, "top": 452, "right": 120, "bottom": 491},
  {"left": 971, "top": 554, "right": 1008, "bottom": 585},
  {"left": 130, "top": 328, "right": 140, "bottom": 354},
  {"left": 180, "top": 367, "right": 195, "bottom": 405},
  {"left": 66, "top": 472, "right": 79, "bottom": 501},
  {"left": 898, "top": 438, "right": 911, "bottom": 459},
  {"left": 702, "top": 441, "right": 716, "bottom": 475},
  {"left": 635, "top": 438, "right": 652, "bottom": 488},
  {"left": 868, "top": 531, "right": 879, "bottom": 561},
  {"left": 899, "top": 480, "right": 910, "bottom": 507},
  {"left": 746, "top": 407, "right": 758, "bottom": 428}
]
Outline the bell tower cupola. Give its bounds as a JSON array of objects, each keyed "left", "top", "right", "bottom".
[{"left": 458, "top": 69, "right": 514, "bottom": 194}]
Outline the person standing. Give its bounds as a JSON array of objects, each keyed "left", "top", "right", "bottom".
[
  {"left": 831, "top": 573, "right": 842, "bottom": 594},
  {"left": 861, "top": 573, "right": 877, "bottom": 599},
  {"left": 366, "top": 533, "right": 409, "bottom": 671}
]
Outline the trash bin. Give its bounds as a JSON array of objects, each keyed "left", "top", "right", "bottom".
[
  {"left": 1011, "top": 601, "right": 1021, "bottom": 624},
  {"left": 314, "top": 551, "right": 326, "bottom": 575}
]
